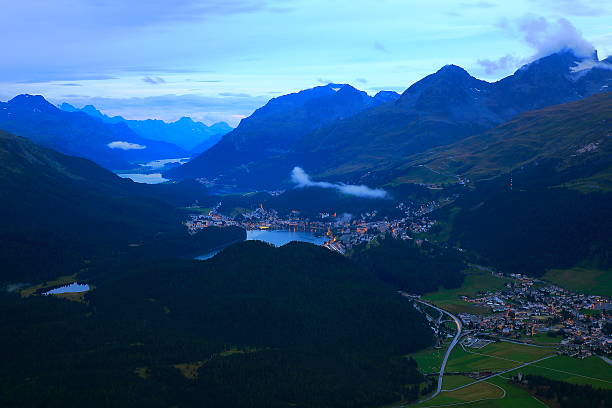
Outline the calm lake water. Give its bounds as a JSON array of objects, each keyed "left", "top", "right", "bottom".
[
  {"left": 43, "top": 283, "right": 90, "bottom": 295},
  {"left": 195, "top": 230, "right": 326, "bottom": 261},
  {"left": 117, "top": 157, "right": 190, "bottom": 184},
  {"left": 118, "top": 173, "right": 168, "bottom": 184},
  {"left": 141, "top": 157, "right": 190, "bottom": 170}
]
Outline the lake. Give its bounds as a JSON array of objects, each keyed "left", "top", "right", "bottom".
[
  {"left": 246, "top": 230, "right": 326, "bottom": 246},
  {"left": 43, "top": 283, "right": 90, "bottom": 295},
  {"left": 118, "top": 173, "right": 168, "bottom": 184},
  {"left": 117, "top": 157, "right": 190, "bottom": 184},
  {"left": 195, "top": 230, "right": 326, "bottom": 260},
  {"left": 141, "top": 157, "right": 190, "bottom": 170}
]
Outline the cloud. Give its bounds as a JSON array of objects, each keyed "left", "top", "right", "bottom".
[
  {"left": 477, "top": 54, "right": 523, "bottom": 74},
  {"left": 107, "top": 141, "right": 147, "bottom": 150},
  {"left": 336, "top": 213, "right": 353, "bottom": 224},
  {"left": 481, "top": 16, "right": 597, "bottom": 74},
  {"left": 529, "top": 0, "right": 610, "bottom": 17},
  {"left": 290, "top": 167, "right": 388, "bottom": 199},
  {"left": 460, "top": 1, "right": 496, "bottom": 8},
  {"left": 55, "top": 83, "right": 83, "bottom": 87},
  {"left": 316, "top": 77, "right": 334, "bottom": 85},
  {"left": 506, "top": 16, "right": 595, "bottom": 59},
  {"left": 374, "top": 41, "right": 388, "bottom": 53},
  {"left": 218, "top": 92, "right": 251, "bottom": 97},
  {"left": 17, "top": 74, "right": 118, "bottom": 84},
  {"left": 571, "top": 60, "right": 612, "bottom": 73},
  {"left": 356, "top": 78, "right": 368, "bottom": 84},
  {"left": 4, "top": 1, "right": 292, "bottom": 30},
  {"left": 142, "top": 76, "right": 166, "bottom": 85}
]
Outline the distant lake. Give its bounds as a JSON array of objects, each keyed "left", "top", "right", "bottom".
[
  {"left": 43, "top": 283, "right": 90, "bottom": 295},
  {"left": 116, "top": 157, "right": 190, "bottom": 184},
  {"left": 140, "top": 157, "right": 190, "bottom": 170},
  {"left": 195, "top": 230, "right": 326, "bottom": 261},
  {"left": 119, "top": 173, "right": 168, "bottom": 184}
]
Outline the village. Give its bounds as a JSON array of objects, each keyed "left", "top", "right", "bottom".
[{"left": 457, "top": 273, "right": 612, "bottom": 358}]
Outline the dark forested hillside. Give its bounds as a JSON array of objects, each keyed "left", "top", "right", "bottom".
[
  {"left": 446, "top": 175, "right": 612, "bottom": 276},
  {"left": 0, "top": 241, "right": 433, "bottom": 408},
  {"left": 0, "top": 130, "right": 242, "bottom": 283},
  {"left": 350, "top": 235, "right": 466, "bottom": 293}
]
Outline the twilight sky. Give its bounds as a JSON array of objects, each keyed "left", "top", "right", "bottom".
[{"left": 1, "top": 0, "right": 611, "bottom": 125}]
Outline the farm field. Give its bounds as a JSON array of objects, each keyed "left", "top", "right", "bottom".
[
  {"left": 412, "top": 344, "right": 611, "bottom": 407},
  {"left": 414, "top": 381, "right": 506, "bottom": 407},
  {"left": 445, "top": 342, "right": 554, "bottom": 373},
  {"left": 442, "top": 374, "right": 475, "bottom": 390},
  {"left": 422, "top": 268, "right": 510, "bottom": 315},
  {"left": 543, "top": 267, "right": 612, "bottom": 297}
]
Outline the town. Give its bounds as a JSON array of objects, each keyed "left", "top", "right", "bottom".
[
  {"left": 184, "top": 199, "right": 441, "bottom": 254},
  {"left": 455, "top": 273, "right": 611, "bottom": 358}
]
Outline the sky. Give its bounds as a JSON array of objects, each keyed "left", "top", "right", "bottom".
[{"left": 1, "top": 0, "right": 611, "bottom": 126}]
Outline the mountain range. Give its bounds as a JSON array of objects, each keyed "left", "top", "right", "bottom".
[
  {"left": 60, "top": 103, "right": 232, "bottom": 153},
  {"left": 168, "top": 50, "right": 612, "bottom": 189},
  {"left": 0, "top": 95, "right": 188, "bottom": 169},
  {"left": 167, "top": 84, "right": 400, "bottom": 183}
]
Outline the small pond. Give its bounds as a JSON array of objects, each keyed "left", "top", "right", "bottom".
[{"left": 43, "top": 283, "right": 90, "bottom": 295}]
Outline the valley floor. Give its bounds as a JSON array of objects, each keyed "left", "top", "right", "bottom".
[{"left": 406, "top": 269, "right": 612, "bottom": 408}]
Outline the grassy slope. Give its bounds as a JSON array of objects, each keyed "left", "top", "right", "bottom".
[
  {"left": 397, "top": 91, "right": 612, "bottom": 184},
  {"left": 543, "top": 267, "right": 612, "bottom": 297}
]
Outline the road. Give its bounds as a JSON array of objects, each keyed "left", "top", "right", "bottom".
[{"left": 404, "top": 298, "right": 463, "bottom": 405}]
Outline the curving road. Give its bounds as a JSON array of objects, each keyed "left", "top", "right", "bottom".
[
  {"left": 416, "top": 300, "right": 463, "bottom": 403},
  {"left": 397, "top": 296, "right": 463, "bottom": 406}
]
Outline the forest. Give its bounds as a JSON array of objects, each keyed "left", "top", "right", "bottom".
[
  {"left": 518, "top": 375, "right": 611, "bottom": 408},
  {"left": 444, "top": 161, "right": 612, "bottom": 276},
  {"left": 350, "top": 234, "right": 466, "bottom": 293},
  {"left": 0, "top": 241, "right": 433, "bottom": 408}
]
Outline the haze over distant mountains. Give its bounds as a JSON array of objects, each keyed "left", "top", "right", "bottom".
[
  {"left": 169, "top": 50, "right": 612, "bottom": 188},
  {"left": 60, "top": 103, "right": 232, "bottom": 153},
  {"left": 0, "top": 95, "right": 189, "bottom": 170}
]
